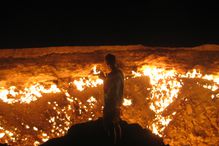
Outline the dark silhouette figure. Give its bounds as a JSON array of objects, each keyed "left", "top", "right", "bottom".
[{"left": 98, "top": 54, "right": 124, "bottom": 144}]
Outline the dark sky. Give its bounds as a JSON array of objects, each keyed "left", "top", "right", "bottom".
[{"left": 2, "top": 2, "right": 219, "bottom": 48}]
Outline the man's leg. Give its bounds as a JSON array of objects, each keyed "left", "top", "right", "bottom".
[
  {"left": 103, "top": 115, "right": 114, "bottom": 137},
  {"left": 113, "top": 122, "right": 122, "bottom": 144}
]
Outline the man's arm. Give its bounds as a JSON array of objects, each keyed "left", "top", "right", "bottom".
[{"left": 98, "top": 70, "right": 106, "bottom": 80}]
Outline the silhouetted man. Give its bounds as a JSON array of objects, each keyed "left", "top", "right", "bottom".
[{"left": 98, "top": 54, "right": 124, "bottom": 144}]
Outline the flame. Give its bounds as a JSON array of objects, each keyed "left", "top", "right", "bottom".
[
  {"left": 132, "top": 65, "right": 182, "bottom": 136},
  {"left": 0, "top": 126, "right": 16, "bottom": 143},
  {"left": 123, "top": 98, "right": 132, "bottom": 106},
  {"left": 87, "top": 96, "right": 97, "bottom": 103},
  {"left": 0, "top": 133, "right": 5, "bottom": 138},
  {"left": 0, "top": 65, "right": 219, "bottom": 145},
  {"left": 0, "top": 84, "right": 61, "bottom": 104},
  {"left": 131, "top": 71, "right": 142, "bottom": 77},
  {"left": 132, "top": 66, "right": 219, "bottom": 136},
  {"left": 140, "top": 66, "right": 181, "bottom": 112},
  {"left": 180, "top": 69, "right": 219, "bottom": 84},
  {"left": 34, "top": 141, "right": 40, "bottom": 146},
  {"left": 73, "top": 77, "right": 103, "bottom": 91},
  {"left": 92, "top": 65, "right": 101, "bottom": 75}
]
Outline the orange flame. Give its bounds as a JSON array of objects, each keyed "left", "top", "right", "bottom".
[{"left": 0, "top": 65, "right": 218, "bottom": 145}]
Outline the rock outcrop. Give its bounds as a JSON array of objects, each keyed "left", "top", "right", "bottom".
[{"left": 41, "top": 118, "right": 167, "bottom": 146}]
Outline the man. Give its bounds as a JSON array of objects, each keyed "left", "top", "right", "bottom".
[{"left": 98, "top": 54, "right": 124, "bottom": 144}]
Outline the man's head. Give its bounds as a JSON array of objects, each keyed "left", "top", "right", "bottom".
[{"left": 105, "top": 54, "right": 116, "bottom": 69}]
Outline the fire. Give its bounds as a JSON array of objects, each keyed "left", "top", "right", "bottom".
[
  {"left": 0, "top": 65, "right": 218, "bottom": 145},
  {"left": 92, "top": 65, "right": 101, "bottom": 75},
  {"left": 87, "top": 96, "right": 97, "bottom": 103},
  {"left": 0, "top": 133, "right": 5, "bottom": 138},
  {"left": 139, "top": 66, "right": 181, "bottom": 113},
  {"left": 132, "top": 65, "right": 182, "bottom": 136},
  {"left": 0, "top": 126, "right": 16, "bottom": 143},
  {"left": 73, "top": 77, "right": 103, "bottom": 91},
  {"left": 123, "top": 98, "right": 132, "bottom": 106},
  {"left": 132, "top": 65, "right": 219, "bottom": 136},
  {"left": 0, "top": 84, "right": 61, "bottom": 104}
]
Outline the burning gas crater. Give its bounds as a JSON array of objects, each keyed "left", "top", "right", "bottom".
[{"left": 0, "top": 65, "right": 219, "bottom": 146}]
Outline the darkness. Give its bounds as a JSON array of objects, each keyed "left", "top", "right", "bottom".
[{"left": 1, "top": 2, "right": 219, "bottom": 48}]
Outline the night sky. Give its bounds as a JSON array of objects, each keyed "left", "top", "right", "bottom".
[{"left": 2, "top": 2, "right": 219, "bottom": 48}]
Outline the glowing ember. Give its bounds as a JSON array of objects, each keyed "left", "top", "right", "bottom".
[
  {"left": 34, "top": 141, "right": 40, "bottom": 146},
  {"left": 123, "top": 98, "right": 132, "bottom": 106},
  {"left": 87, "top": 96, "right": 97, "bottom": 103},
  {"left": 0, "top": 126, "right": 16, "bottom": 143},
  {"left": 33, "top": 127, "right": 38, "bottom": 131},
  {"left": 0, "top": 133, "right": 5, "bottom": 138}
]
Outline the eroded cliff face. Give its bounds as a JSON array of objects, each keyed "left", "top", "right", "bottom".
[{"left": 0, "top": 45, "right": 218, "bottom": 146}]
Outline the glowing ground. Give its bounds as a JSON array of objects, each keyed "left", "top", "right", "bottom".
[{"left": 0, "top": 45, "right": 219, "bottom": 145}]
